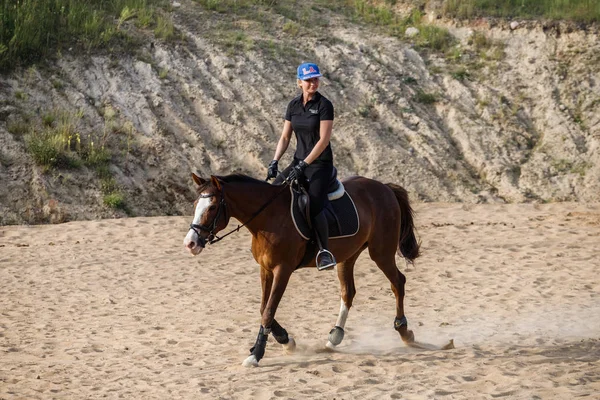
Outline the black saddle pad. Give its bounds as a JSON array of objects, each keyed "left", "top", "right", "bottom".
[{"left": 290, "top": 186, "right": 360, "bottom": 240}]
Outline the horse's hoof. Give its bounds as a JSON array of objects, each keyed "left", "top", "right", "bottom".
[
  {"left": 328, "top": 326, "right": 345, "bottom": 346},
  {"left": 283, "top": 337, "right": 296, "bottom": 354},
  {"left": 242, "top": 355, "right": 259, "bottom": 367},
  {"left": 326, "top": 341, "right": 337, "bottom": 350}
]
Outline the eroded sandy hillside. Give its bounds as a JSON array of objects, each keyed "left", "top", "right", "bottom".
[{"left": 1, "top": 0, "right": 598, "bottom": 224}]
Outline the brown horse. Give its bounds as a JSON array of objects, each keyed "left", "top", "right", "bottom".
[{"left": 183, "top": 173, "right": 421, "bottom": 367}]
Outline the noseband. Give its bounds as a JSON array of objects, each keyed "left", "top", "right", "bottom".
[{"left": 189, "top": 191, "right": 227, "bottom": 248}]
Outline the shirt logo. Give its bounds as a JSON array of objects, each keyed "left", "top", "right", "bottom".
[{"left": 309, "top": 108, "right": 318, "bottom": 114}]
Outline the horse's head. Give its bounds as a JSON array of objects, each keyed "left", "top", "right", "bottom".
[{"left": 183, "top": 174, "right": 230, "bottom": 256}]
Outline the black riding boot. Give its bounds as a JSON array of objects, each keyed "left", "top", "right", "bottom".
[{"left": 313, "top": 211, "right": 336, "bottom": 271}]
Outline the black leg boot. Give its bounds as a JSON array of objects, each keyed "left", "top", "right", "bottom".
[{"left": 313, "top": 211, "right": 336, "bottom": 271}]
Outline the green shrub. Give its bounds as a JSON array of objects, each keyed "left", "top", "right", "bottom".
[
  {"left": 217, "top": 29, "right": 254, "bottom": 53},
  {"left": 100, "top": 177, "right": 119, "bottom": 194},
  {"left": 103, "top": 192, "right": 126, "bottom": 209},
  {"left": 25, "top": 132, "right": 62, "bottom": 167},
  {"left": 136, "top": 7, "right": 155, "bottom": 28},
  {"left": 416, "top": 25, "right": 454, "bottom": 52},
  {"left": 7, "top": 119, "right": 31, "bottom": 135},
  {"left": 158, "top": 67, "right": 169, "bottom": 79},
  {"left": 413, "top": 89, "right": 437, "bottom": 104},
  {"left": 84, "top": 144, "right": 112, "bottom": 167},
  {"left": 42, "top": 112, "right": 56, "bottom": 127},
  {"left": 283, "top": 21, "right": 301, "bottom": 36},
  {"left": 25, "top": 130, "right": 78, "bottom": 169},
  {"left": 52, "top": 79, "right": 64, "bottom": 90},
  {"left": 451, "top": 67, "right": 470, "bottom": 81},
  {"left": 154, "top": 13, "right": 175, "bottom": 40}
]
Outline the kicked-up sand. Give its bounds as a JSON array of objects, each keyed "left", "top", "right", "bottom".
[{"left": 1, "top": 202, "right": 599, "bottom": 399}]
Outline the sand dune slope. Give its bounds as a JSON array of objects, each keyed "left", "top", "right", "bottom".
[{"left": 1, "top": 203, "right": 599, "bottom": 399}]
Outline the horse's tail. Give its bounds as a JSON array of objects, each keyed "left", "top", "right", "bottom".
[{"left": 385, "top": 183, "right": 421, "bottom": 262}]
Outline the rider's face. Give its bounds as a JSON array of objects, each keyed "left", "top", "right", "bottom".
[{"left": 299, "top": 77, "right": 319, "bottom": 93}]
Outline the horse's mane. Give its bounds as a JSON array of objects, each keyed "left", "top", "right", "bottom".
[
  {"left": 197, "top": 173, "right": 271, "bottom": 192},
  {"left": 217, "top": 174, "right": 268, "bottom": 186}
]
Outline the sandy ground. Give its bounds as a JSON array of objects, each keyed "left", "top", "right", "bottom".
[{"left": 1, "top": 202, "right": 599, "bottom": 399}]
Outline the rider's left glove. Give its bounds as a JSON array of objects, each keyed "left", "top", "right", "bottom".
[{"left": 287, "top": 160, "right": 308, "bottom": 183}]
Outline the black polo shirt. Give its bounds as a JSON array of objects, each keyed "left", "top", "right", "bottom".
[{"left": 285, "top": 91, "right": 334, "bottom": 165}]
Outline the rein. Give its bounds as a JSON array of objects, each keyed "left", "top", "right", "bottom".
[{"left": 190, "top": 179, "right": 291, "bottom": 247}]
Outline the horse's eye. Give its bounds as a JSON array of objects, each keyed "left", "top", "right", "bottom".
[{"left": 209, "top": 205, "right": 216, "bottom": 211}]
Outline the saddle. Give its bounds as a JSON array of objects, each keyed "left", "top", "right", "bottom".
[{"left": 290, "top": 168, "right": 360, "bottom": 241}]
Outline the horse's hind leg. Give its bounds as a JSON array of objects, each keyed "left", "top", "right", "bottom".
[
  {"left": 368, "top": 248, "right": 415, "bottom": 344},
  {"left": 326, "top": 248, "right": 363, "bottom": 349}
]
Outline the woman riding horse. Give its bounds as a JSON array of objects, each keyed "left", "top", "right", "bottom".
[{"left": 266, "top": 62, "right": 336, "bottom": 271}]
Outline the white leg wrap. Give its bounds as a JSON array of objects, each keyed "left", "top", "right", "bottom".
[{"left": 336, "top": 298, "right": 349, "bottom": 329}]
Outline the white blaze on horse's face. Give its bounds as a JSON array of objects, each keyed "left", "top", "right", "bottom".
[{"left": 183, "top": 194, "right": 213, "bottom": 256}]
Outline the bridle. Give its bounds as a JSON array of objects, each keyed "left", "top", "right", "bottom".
[
  {"left": 188, "top": 178, "right": 292, "bottom": 248},
  {"left": 189, "top": 191, "right": 227, "bottom": 248}
]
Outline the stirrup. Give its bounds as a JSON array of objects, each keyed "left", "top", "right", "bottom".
[{"left": 316, "top": 249, "right": 336, "bottom": 271}]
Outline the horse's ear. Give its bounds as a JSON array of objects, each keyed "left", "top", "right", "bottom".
[
  {"left": 192, "top": 173, "right": 206, "bottom": 187},
  {"left": 210, "top": 175, "right": 222, "bottom": 191}
]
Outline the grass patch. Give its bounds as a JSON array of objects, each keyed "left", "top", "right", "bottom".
[
  {"left": 322, "top": 4, "right": 455, "bottom": 52},
  {"left": 52, "top": 79, "right": 64, "bottom": 90},
  {"left": 216, "top": 28, "right": 255, "bottom": 54},
  {"left": 451, "top": 67, "right": 470, "bottom": 81},
  {"left": 154, "top": 12, "right": 175, "bottom": 40},
  {"left": 14, "top": 91, "right": 27, "bottom": 100},
  {"left": 84, "top": 143, "right": 112, "bottom": 167},
  {"left": 25, "top": 130, "right": 79, "bottom": 169},
  {"left": 42, "top": 112, "right": 56, "bottom": 127},
  {"left": 415, "top": 24, "right": 454, "bottom": 52},
  {"left": 103, "top": 192, "right": 126, "bottom": 209},
  {"left": 158, "top": 67, "right": 169, "bottom": 79},
  {"left": 443, "top": 30, "right": 505, "bottom": 79},
  {"left": 283, "top": 21, "right": 301, "bottom": 36},
  {"left": 0, "top": 0, "right": 171, "bottom": 71},
  {"left": 470, "top": 32, "right": 505, "bottom": 62},
  {"left": 413, "top": 89, "right": 437, "bottom": 104},
  {"left": 7, "top": 119, "right": 31, "bottom": 135},
  {"left": 552, "top": 159, "right": 590, "bottom": 176},
  {"left": 100, "top": 175, "right": 127, "bottom": 210},
  {"left": 442, "top": 0, "right": 600, "bottom": 23},
  {"left": 24, "top": 110, "right": 85, "bottom": 169},
  {"left": 357, "top": 97, "right": 378, "bottom": 119},
  {"left": 20, "top": 108, "right": 122, "bottom": 173}
]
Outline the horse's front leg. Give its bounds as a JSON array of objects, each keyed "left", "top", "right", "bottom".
[
  {"left": 243, "top": 265, "right": 293, "bottom": 367},
  {"left": 257, "top": 266, "right": 296, "bottom": 354}
]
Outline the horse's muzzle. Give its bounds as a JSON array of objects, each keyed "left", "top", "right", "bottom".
[{"left": 183, "top": 230, "right": 204, "bottom": 256}]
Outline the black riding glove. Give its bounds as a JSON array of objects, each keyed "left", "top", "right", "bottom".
[
  {"left": 266, "top": 160, "right": 278, "bottom": 180},
  {"left": 287, "top": 160, "right": 308, "bottom": 183}
]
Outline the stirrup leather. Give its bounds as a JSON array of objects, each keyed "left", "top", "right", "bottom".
[{"left": 316, "top": 249, "right": 336, "bottom": 271}]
